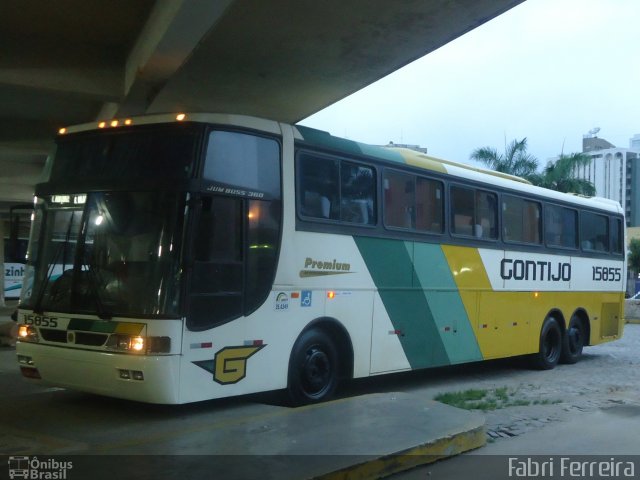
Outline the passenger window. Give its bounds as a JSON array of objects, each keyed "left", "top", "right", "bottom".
[
  {"left": 298, "top": 154, "right": 376, "bottom": 225},
  {"left": 340, "top": 162, "right": 376, "bottom": 225},
  {"left": 581, "top": 211, "right": 609, "bottom": 252},
  {"left": 476, "top": 191, "right": 498, "bottom": 239},
  {"left": 384, "top": 170, "right": 415, "bottom": 229},
  {"left": 416, "top": 177, "right": 444, "bottom": 233},
  {"left": 451, "top": 186, "right": 497, "bottom": 239},
  {"left": 545, "top": 205, "right": 578, "bottom": 249},
  {"left": 298, "top": 154, "right": 339, "bottom": 220},
  {"left": 502, "top": 196, "right": 542, "bottom": 244},
  {"left": 611, "top": 217, "right": 623, "bottom": 255},
  {"left": 451, "top": 187, "right": 475, "bottom": 236}
]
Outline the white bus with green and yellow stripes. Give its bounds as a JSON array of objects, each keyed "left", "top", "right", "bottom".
[{"left": 16, "top": 113, "right": 626, "bottom": 404}]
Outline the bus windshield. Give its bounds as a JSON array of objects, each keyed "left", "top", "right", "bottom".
[{"left": 21, "top": 191, "right": 185, "bottom": 318}]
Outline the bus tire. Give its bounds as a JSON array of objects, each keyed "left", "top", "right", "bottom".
[
  {"left": 287, "top": 329, "right": 339, "bottom": 406},
  {"left": 560, "top": 315, "right": 585, "bottom": 364},
  {"left": 531, "top": 317, "right": 562, "bottom": 370}
]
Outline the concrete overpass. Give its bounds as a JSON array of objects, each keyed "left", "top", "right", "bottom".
[{"left": 0, "top": 0, "right": 523, "bottom": 216}]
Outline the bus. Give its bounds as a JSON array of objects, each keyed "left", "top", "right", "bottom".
[
  {"left": 4, "top": 206, "right": 31, "bottom": 299},
  {"left": 15, "top": 113, "right": 626, "bottom": 405}
]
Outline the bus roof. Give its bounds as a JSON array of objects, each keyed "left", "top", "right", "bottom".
[{"left": 55, "top": 113, "right": 623, "bottom": 216}]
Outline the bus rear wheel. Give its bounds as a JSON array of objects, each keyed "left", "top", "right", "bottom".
[
  {"left": 560, "top": 315, "right": 585, "bottom": 364},
  {"left": 531, "top": 317, "right": 562, "bottom": 370},
  {"left": 287, "top": 329, "right": 339, "bottom": 406}
]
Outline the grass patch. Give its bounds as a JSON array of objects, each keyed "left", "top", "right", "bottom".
[
  {"left": 533, "top": 399, "right": 562, "bottom": 405},
  {"left": 434, "top": 387, "right": 560, "bottom": 411},
  {"left": 434, "top": 389, "right": 487, "bottom": 408}
]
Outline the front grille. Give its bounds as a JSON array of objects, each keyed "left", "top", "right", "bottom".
[
  {"left": 39, "top": 329, "right": 67, "bottom": 343},
  {"left": 74, "top": 332, "right": 108, "bottom": 346},
  {"left": 39, "top": 329, "right": 108, "bottom": 347}
]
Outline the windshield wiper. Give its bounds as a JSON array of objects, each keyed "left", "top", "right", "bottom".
[
  {"left": 85, "top": 266, "right": 112, "bottom": 320},
  {"left": 33, "top": 212, "right": 76, "bottom": 314}
]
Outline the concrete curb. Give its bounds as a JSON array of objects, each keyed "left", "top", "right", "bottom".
[{"left": 317, "top": 424, "right": 485, "bottom": 479}]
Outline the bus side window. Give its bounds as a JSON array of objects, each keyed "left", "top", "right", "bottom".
[
  {"left": 298, "top": 154, "right": 339, "bottom": 220},
  {"left": 611, "top": 217, "right": 623, "bottom": 254},
  {"left": 580, "top": 211, "right": 609, "bottom": 252},
  {"left": 384, "top": 170, "right": 414, "bottom": 229},
  {"left": 451, "top": 186, "right": 474, "bottom": 236},
  {"left": 340, "top": 162, "right": 376, "bottom": 225},
  {"left": 502, "top": 195, "right": 541, "bottom": 244},
  {"left": 475, "top": 190, "right": 497, "bottom": 239}
]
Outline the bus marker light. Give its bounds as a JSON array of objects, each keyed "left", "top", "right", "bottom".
[
  {"left": 534, "top": 292, "right": 540, "bottom": 298},
  {"left": 58, "top": 127, "right": 67, "bottom": 134},
  {"left": 176, "top": 113, "right": 186, "bottom": 121},
  {"left": 327, "top": 291, "right": 336, "bottom": 299},
  {"left": 98, "top": 121, "right": 106, "bottom": 128},
  {"left": 131, "top": 336, "right": 145, "bottom": 352},
  {"left": 18, "top": 325, "right": 38, "bottom": 342},
  {"left": 110, "top": 120, "right": 119, "bottom": 127},
  {"left": 124, "top": 119, "right": 132, "bottom": 125}
]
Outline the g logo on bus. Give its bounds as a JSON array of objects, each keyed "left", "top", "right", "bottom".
[{"left": 193, "top": 345, "right": 266, "bottom": 385}]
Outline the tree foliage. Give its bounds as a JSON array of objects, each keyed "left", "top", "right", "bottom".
[
  {"left": 470, "top": 138, "right": 539, "bottom": 181},
  {"left": 470, "top": 140, "right": 596, "bottom": 195},
  {"left": 533, "top": 153, "right": 596, "bottom": 196}
]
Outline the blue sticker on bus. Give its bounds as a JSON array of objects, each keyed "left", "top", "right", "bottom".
[{"left": 301, "top": 290, "right": 312, "bottom": 307}]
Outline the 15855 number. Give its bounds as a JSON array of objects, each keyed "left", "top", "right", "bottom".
[{"left": 592, "top": 266, "right": 621, "bottom": 282}]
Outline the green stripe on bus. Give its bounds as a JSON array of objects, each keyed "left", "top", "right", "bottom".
[
  {"left": 297, "top": 125, "right": 406, "bottom": 164},
  {"left": 354, "top": 236, "right": 450, "bottom": 369},
  {"left": 412, "top": 243, "right": 483, "bottom": 364},
  {"left": 68, "top": 318, "right": 117, "bottom": 333}
]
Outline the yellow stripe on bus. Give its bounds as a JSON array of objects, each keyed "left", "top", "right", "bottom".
[{"left": 115, "top": 323, "right": 145, "bottom": 335}]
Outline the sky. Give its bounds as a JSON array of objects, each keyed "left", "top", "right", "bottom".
[{"left": 299, "top": 0, "right": 640, "bottom": 167}]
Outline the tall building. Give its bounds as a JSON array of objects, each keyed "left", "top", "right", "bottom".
[{"left": 574, "top": 132, "right": 640, "bottom": 226}]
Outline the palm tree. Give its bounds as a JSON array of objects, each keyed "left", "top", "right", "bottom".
[
  {"left": 535, "top": 153, "right": 596, "bottom": 196},
  {"left": 470, "top": 138, "right": 539, "bottom": 181}
]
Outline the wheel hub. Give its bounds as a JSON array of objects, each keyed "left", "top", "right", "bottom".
[{"left": 302, "top": 348, "right": 331, "bottom": 394}]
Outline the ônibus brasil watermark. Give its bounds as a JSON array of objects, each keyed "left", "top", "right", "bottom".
[{"left": 8, "top": 456, "right": 72, "bottom": 480}]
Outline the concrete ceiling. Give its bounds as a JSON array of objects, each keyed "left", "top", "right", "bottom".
[{"left": 0, "top": 0, "right": 524, "bottom": 216}]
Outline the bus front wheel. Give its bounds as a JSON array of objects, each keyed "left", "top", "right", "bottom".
[
  {"left": 560, "top": 315, "right": 585, "bottom": 364},
  {"left": 531, "top": 317, "right": 562, "bottom": 370},
  {"left": 287, "top": 329, "right": 339, "bottom": 406}
]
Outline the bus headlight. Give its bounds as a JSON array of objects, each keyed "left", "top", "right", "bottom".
[
  {"left": 18, "top": 325, "right": 39, "bottom": 343},
  {"left": 106, "top": 335, "right": 171, "bottom": 354}
]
